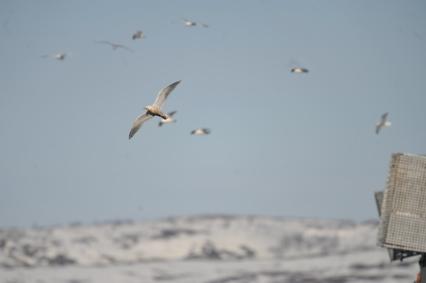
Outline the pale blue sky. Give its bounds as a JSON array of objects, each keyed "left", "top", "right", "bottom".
[{"left": 1, "top": 0, "right": 425, "bottom": 227}]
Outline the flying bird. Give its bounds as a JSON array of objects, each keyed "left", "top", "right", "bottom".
[
  {"left": 182, "top": 18, "right": 209, "bottom": 28},
  {"left": 191, "top": 128, "right": 210, "bottom": 136},
  {"left": 132, "top": 30, "right": 145, "bottom": 40},
  {"left": 375, "top": 112, "right": 391, "bottom": 134},
  {"left": 129, "top": 81, "right": 181, "bottom": 139},
  {"left": 95, "top": 40, "right": 134, "bottom": 52},
  {"left": 41, "top": 52, "right": 67, "bottom": 61},
  {"left": 290, "top": 67, "right": 309, "bottom": 73},
  {"left": 158, "top": 111, "right": 177, "bottom": 127},
  {"left": 183, "top": 18, "right": 197, "bottom": 27}
]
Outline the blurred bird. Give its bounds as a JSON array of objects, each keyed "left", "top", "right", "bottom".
[
  {"left": 191, "top": 128, "right": 210, "bottom": 136},
  {"left": 132, "top": 30, "right": 145, "bottom": 40},
  {"left": 95, "top": 40, "right": 134, "bottom": 52},
  {"left": 182, "top": 18, "right": 209, "bottom": 28},
  {"left": 375, "top": 112, "right": 391, "bottom": 134},
  {"left": 41, "top": 52, "right": 67, "bottom": 61},
  {"left": 183, "top": 18, "right": 196, "bottom": 27},
  {"left": 290, "top": 67, "right": 309, "bottom": 73},
  {"left": 129, "top": 81, "right": 181, "bottom": 139},
  {"left": 158, "top": 111, "right": 177, "bottom": 127}
]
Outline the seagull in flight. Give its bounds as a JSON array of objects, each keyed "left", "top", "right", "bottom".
[
  {"left": 375, "top": 112, "right": 391, "bottom": 134},
  {"left": 182, "top": 18, "right": 209, "bottom": 28},
  {"left": 41, "top": 52, "right": 67, "bottom": 61},
  {"left": 132, "top": 30, "right": 145, "bottom": 40},
  {"left": 95, "top": 40, "right": 134, "bottom": 52},
  {"left": 158, "top": 111, "right": 177, "bottom": 127},
  {"left": 290, "top": 67, "right": 309, "bottom": 73},
  {"left": 129, "top": 81, "right": 181, "bottom": 139},
  {"left": 191, "top": 128, "right": 210, "bottom": 136}
]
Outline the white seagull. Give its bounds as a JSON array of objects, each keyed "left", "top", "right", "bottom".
[
  {"left": 41, "top": 52, "right": 67, "bottom": 61},
  {"left": 182, "top": 18, "right": 209, "bottom": 28},
  {"left": 290, "top": 67, "right": 309, "bottom": 73},
  {"left": 129, "top": 81, "right": 181, "bottom": 139},
  {"left": 132, "top": 30, "right": 145, "bottom": 40},
  {"left": 191, "top": 128, "right": 210, "bottom": 136},
  {"left": 95, "top": 40, "right": 134, "bottom": 52},
  {"left": 158, "top": 111, "right": 177, "bottom": 127},
  {"left": 375, "top": 112, "right": 391, "bottom": 134}
]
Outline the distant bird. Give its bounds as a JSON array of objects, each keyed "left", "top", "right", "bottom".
[
  {"left": 95, "top": 40, "right": 134, "bottom": 52},
  {"left": 129, "top": 81, "right": 181, "bottom": 139},
  {"left": 132, "top": 30, "right": 145, "bottom": 40},
  {"left": 290, "top": 67, "right": 309, "bottom": 73},
  {"left": 183, "top": 18, "right": 197, "bottom": 27},
  {"left": 191, "top": 128, "right": 210, "bottom": 136},
  {"left": 375, "top": 112, "right": 391, "bottom": 134},
  {"left": 182, "top": 18, "right": 209, "bottom": 28},
  {"left": 41, "top": 52, "right": 67, "bottom": 61},
  {"left": 158, "top": 111, "right": 177, "bottom": 127}
]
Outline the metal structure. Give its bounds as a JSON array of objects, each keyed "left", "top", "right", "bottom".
[
  {"left": 375, "top": 191, "right": 421, "bottom": 261},
  {"left": 375, "top": 153, "right": 426, "bottom": 283}
]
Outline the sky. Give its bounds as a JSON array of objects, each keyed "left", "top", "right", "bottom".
[{"left": 0, "top": 0, "right": 425, "bottom": 228}]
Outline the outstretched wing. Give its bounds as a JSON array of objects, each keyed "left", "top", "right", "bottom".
[
  {"left": 95, "top": 40, "right": 113, "bottom": 46},
  {"left": 203, "top": 128, "right": 211, "bottom": 134},
  {"left": 375, "top": 124, "right": 381, "bottom": 134},
  {"left": 95, "top": 41, "right": 133, "bottom": 52},
  {"left": 115, "top": 44, "right": 134, "bottom": 52},
  {"left": 153, "top": 80, "right": 181, "bottom": 108},
  {"left": 129, "top": 112, "right": 153, "bottom": 139},
  {"left": 381, "top": 112, "right": 388, "bottom": 122},
  {"left": 168, "top": 110, "right": 177, "bottom": 117}
]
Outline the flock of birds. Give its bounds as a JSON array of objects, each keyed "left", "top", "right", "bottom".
[
  {"left": 41, "top": 18, "right": 393, "bottom": 141},
  {"left": 40, "top": 19, "right": 214, "bottom": 140},
  {"left": 126, "top": 70, "right": 391, "bottom": 139}
]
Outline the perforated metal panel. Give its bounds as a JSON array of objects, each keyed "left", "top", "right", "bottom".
[{"left": 378, "top": 153, "right": 426, "bottom": 253}]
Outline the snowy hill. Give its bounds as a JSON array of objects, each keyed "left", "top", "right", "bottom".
[
  {"left": 0, "top": 215, "right": 419, "bottom": 283},
  {"left": 0, "top": 215, "right": 380, "bottom": 267}
]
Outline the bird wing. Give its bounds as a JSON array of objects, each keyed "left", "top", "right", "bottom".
[
  {"left": 129, "top": 112, "right": 153, "bottom": 139},
  {"left": 95, "top": 41, "right": 133, "bottom": 52},
  {"left": 168, "top": 110, "right": 177, "bottom": 117},
  {"left": 375, "top": 124, "right": 381, "bottom": 134},
  {"left": 381, "top": 112, "right": 388, "bottom": 122},
  {"left": 116, "top": 44, "right": 134, "bottom": 52},
  {"left": 153, "top": 81, "right": 181, "bottom": 108},
  {"left": 202, "top": 128, "right": 211, "bottom": 134},
  {"left": 95, "top": 40, "right": 113, "bottom": 46}
]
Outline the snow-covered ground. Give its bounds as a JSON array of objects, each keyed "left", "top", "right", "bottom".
[{"left": 0, "top": 215, "right": 420, "bottom": 283}]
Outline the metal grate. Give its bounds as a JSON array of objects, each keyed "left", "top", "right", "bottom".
[{"left": 378, "top": 153, "right": 426, "bottom": 253}]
